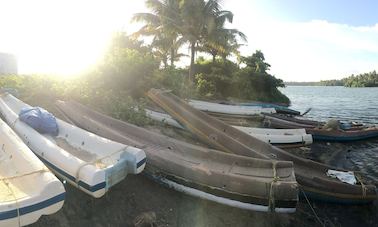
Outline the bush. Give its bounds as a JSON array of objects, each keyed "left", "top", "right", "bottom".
[
  {"left": 151, "top": 67, "right": 193, "bottom": 97},
  {"left": 94, "top": 47, "right": 159, "bottom": 98}
]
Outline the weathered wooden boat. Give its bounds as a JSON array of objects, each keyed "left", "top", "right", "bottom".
[
  {"left": 263, "top": 114, "right": 378, "bottom": 142},
  {"left": 145, "top": 109, "right": 313, "bottom": 147},
  {"left": 55, "top": 100, "right": 299, "bottom": 213},
  {"left": 0, "top": 93, "right": 146, "bottom": 198},
  {"left": 147, "top": 89, "right": 377, "bottom": 204},
  {"left": 188, "top": 100, "right": 276, "bottom": 115},
  {"left": 0, "top": 118, "right": 65, "bottom": 227},
  {"left": 263, "top": 115, "right": 316, "bottom": 129},
  {"left": 263, "top": 113, "right": 322, "bottom": 127}
]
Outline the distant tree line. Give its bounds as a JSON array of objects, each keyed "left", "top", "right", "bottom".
[{"left": 286, "top": 70, "right": 378, "bottom": 87}]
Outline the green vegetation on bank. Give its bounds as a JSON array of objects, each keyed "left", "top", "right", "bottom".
[
  {"left": 0, "top": 0, "right": 290, "bottom": 121},
  {"left": 286, "top": 70, "right": 378, "bottom": 87}
]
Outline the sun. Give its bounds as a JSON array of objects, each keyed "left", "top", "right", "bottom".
[{"left": 0, "top": 0, "right": 146, "bottom": 78}]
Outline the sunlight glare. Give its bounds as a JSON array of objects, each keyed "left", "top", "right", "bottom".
[{"left": 0, "top": 0, "right": 145, "bottom": 77}]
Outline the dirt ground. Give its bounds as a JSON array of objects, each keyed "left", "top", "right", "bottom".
[{"left": 29, "top": 170, "right": 378, "bottom": 227}]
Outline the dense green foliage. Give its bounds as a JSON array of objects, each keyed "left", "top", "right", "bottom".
[
  {"left": 0, "top": 74, "right": 153, "bottom": 126},
  {"left": 193, "top": 52, "right": 289, "bottom": 104}
]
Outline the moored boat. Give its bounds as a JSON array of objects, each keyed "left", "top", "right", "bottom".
[
  {"left": 147, "top": 89, "right": 377, "bottom": 204},
  {"left": 0, "top": 118, "right": 65, "bottom": 227},
  {"left": 307, "top": 127, "right": 378, "bottom": 142},
  {"left": 0, "top": 93, "right": 146, "bottom": 198},
  {"left": 263, "top": 114, "right": 378, "bottom": 142},
  {"left": 55, "top": 100, "right": 299, "bottom": 213}
]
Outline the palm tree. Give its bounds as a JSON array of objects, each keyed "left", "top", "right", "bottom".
[
  {"left": 178, "top": 0, "right": 222, "bottom": 80},
  {"left": 198, "top": 9, "right": 247, "bottom": 63},
  {"left": 241, "top": 50, "right": 271, "bottom": 74},
  {"left": 132, "top": 0, "right": 182, "bottom": 68},
  {"left": 133, "top": 0, "right": 244, "bottom": 82}
]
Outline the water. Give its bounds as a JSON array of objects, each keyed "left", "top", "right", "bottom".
[
  {"left": 280, "top": 86, "right": 378, "bottom": 124},
  {"left": 279, "top": 86, "right": 378, "bottom": 226}
]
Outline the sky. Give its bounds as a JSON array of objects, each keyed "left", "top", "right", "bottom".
[{"left": 1, "top": 0, "right": 378, "bottom": 81}]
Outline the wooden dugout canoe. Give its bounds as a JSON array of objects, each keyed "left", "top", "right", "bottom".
[
  {"left": 55, "top": 100, "right": 299, "bottom": 213},
  {"left": 147, "top": 89, "right": 377, "bottom": 204}
]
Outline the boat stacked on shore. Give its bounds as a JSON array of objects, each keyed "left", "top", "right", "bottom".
[
  {"left": 0, "top": 117, "right": 65, "bottom": 227},
  {"left": 0, "top": 93, "right": 146, "bottom": 199}
]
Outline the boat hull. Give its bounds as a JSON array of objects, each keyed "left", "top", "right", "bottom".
[{"left": 55, "top": 100, "right": 299, "bottom": 213}]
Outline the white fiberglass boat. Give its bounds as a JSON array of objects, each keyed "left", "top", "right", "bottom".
[
  {"left": 0, "top": 93, "right": 146, "bottom": 198},
  {"left": 0, "top": 118, "right": 65, "bottom": 227}
]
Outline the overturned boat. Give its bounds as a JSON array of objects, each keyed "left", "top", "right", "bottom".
[
  {"left": 55, "top": 100, "right": 299, "bottom": 213},
  {"left": 147, "top": 89, "right": 377, "bottom": 204},
  {"left": 188, "top": 99, "right": 276, "bottom": 115},
  {"left": 0, "top": 118, "right": 65, "bottom": 227},
  {"left": 145, "top": 109, "right": 313, "bottom": 148},
  {"left": 0, "top": 93, "right": 146, "bottom": 198}
]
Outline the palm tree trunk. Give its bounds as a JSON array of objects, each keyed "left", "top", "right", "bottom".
[
  {"left": 170, "top": 47, "right": 175, "bottom": 67},
  {"left": 163, "top": 56, "right": 168, "bottom": 69},
  {"left": 189, "top": 41, "right": 196, "bottom": 83}
]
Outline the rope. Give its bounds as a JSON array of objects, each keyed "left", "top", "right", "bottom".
[
  {"left": 300, "top": 188, "right": 325, "bottom": 227},
  {"left": 264, "top": 118, "right": 272, "bottom": 128},
  {"left": 73, "top": 146, "right": 129, "bottom": 188},
  {"left": 355, "top": 174, "right": 367, "bottom": 197},
  {"left": 11, "top": 118, "right": 19, "bottom": 129},
  {"left": 0, "top": 168, "right": 49, "bottom": 181},
  {"left": 4, "top": 181, "right": 21, "bottom": 227},
  {"left": 268, "top": 161, "right": 278, "bottom": 212}
]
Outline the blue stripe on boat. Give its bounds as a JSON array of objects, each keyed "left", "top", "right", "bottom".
[
  {"left": 0, "top": 192, "right": 65, "bottom": 220},
  {"left": 34, "top": 153, "right": 106, "bottom": 193},
  {"left": 137, "top": 158, "right": 146, "bottom": 168},
  {"left": 313, "top": 132, "right": 378, "bottom": 142}
]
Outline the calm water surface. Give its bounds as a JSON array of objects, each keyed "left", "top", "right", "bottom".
[{"left": 280, "top": 86, "right": 378, "bottom": 124}]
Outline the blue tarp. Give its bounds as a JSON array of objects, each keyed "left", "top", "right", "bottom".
[{"left": 19, "top": 107, "right": 59, "bottom": 136}]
